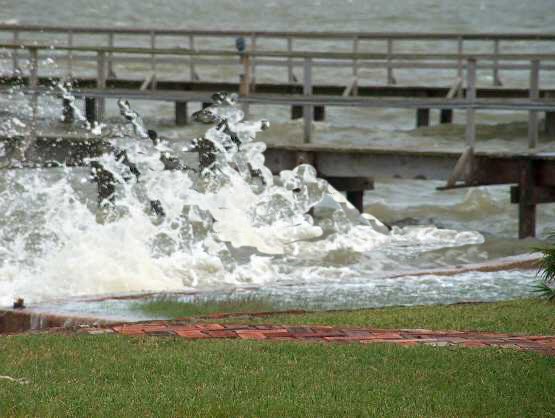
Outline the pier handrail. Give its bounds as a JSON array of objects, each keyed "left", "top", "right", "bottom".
[{"left": 1, "top": 24, "right": 555, "bottom": 41}]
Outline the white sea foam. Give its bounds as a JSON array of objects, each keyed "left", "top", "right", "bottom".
[{"left": 0, "top": 91, "right": 488, "bottom": 307}]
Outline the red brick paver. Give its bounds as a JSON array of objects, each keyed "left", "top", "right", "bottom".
[{"left": 81, "top": 322, "right": 555, "bottom": 356}]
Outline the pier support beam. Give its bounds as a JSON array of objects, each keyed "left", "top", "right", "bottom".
[
  {"left": 416, "top": 108, "right": 430, "bottom": 128},
  {"left": 440, "top": 109, "right": 453, "bottom": 124},
  {"left": 175, "top": 101, "right": 188, "bottom": 126},
  {"left": 62, "top": 98, "right": 74, "bottom": 123}
]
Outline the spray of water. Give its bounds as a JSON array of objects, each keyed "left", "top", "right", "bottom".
[{"left": 0, "top": 89, "right": 484, "bottom": 307}]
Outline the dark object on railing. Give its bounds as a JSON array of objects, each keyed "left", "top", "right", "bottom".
[
  {"left": 13, "top": 298, "right": 25, "bottom": 309},
  {"left": 235, "top": 37, "right": 246, "bottom": 55}
]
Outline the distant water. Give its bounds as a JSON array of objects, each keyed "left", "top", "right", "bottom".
[{"left": 1, "top": 0, "right": 554, "bottom": 33}]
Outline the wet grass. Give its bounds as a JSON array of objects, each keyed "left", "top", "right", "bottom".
[
  {"left": 206, "top": 298, "right": 554, "bottom": 336},
  {"left": 132, "top": 295, "right": 276, "bottom": 318},
  {"left": 0, "top": 335, "right": 553, "bottom": 417}
]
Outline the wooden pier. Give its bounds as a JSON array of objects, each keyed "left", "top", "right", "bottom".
[{"left": 1, "top": 25, "right": 555, "bottom": 238}]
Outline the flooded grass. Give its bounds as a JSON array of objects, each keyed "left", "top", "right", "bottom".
[
  {"left": 131, "top": 294, "right": 277, "bottom": 318},
  {"left": 205, "top": 298, "right": 554, "bottom": 336}
]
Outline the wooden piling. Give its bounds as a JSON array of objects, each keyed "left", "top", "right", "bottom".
[
  {"left": 62, "top": 98, "right": 74, "bottom": 123},
  {"left": 416, "top": 108, "right": 430, "bottom": 128},
  {"left": 175, "top": 101, "right": 188, "bottom": 126},
  {"left": 518, "top": 161, "right": 536, "bottom": 239},
  {"left": 546, "top": 111, "right": 555, "bottom": 137},
  {"left": 346, "top": 190, "right": 364, "bottom": 213},
  {"left": 440, "top": 109, "right": 453, "bottom": 124},
  {"left": 291, "top": 105, "right": 303, "bottom": 120},
  {"left": 85, "top": 97, "right": 97, "bottom": 124},
  {"left": 314, "top": 106, "right": 325, "bottom": 122}
]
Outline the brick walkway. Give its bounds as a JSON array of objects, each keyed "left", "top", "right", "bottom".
[{"left": 83, "top": 322, "right": 555, "bottom": 356}]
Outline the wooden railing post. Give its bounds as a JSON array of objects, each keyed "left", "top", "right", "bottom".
[
  {"left": 528, "top": 59, "right": 540, "bottom": 149},
  {"left": 188, "top": 34, "right": 197, "bottom": 81},
  {"left": 457, "top": 37, "right": 464, "bottom": 97},
  {"left": 96, "top": 51, "right": 106, "bottom": 121},
  {"left": 67, "top": 30, "right": 74, "bottom": 77},
  {"left": 493, "top": 39, "right": 502, "bottom": 86},
  {"left": 287, "top": 37, "right": 294, "bottom": 83},
  {"left": 150, "top": 31, "right": 157, "bottom": 89},
  {"left": 250, "top": 33, "right": 257, "bottom": 91},
  {"left": 387, "top": 38, "right": 395, "bottom": 85},
  {"left": 303, "top": 57, "right": 313, "bottom": 143},
  {"left": 107, "top": 33, "right": 115, "bottom": 77},
  {"left": 352, "top": 35, "right": 359, "bottom": 95},
  {"left": 239, "top": 52, "right": 251, "bottom": 116},
  {"left": 23, "top": 47, "right": 39, "bottom": 158},
  {"left": 465, "top": 58, "right": 477, "bottom": 150},
  {"left": 12, "top": 30, "right": 19, "bottom": 73}
]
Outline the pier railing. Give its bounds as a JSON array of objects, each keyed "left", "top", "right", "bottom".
[
  {"left": 1, "top": 42, "right": 555, "bottom": 149},
  {"left": 2, "top": 24, "right": 555, "bottom": 86}
]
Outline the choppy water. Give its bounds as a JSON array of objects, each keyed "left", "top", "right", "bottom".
[{"left": 0, "top": 0, "right": 553, "bottom": 309}]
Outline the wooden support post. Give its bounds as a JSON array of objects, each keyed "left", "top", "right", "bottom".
[
  {"left": 440, "top": 109, "right": 453, "bottom": 124},
  {"left": 175, "top": 101, "right": 188, "bottom": 126},
  {"left": 62, "top": 98, "right": 74, "bottom": 123},
  {"left": 493, "top": 40, "right": 502, "bottom": 86},
  {"left": 12, "top": 31, "right": 19, "bottom": 73},
  {"left": 528, "top": 59, "right": 540, "bottom": 149},
  {"left": 346, "top": 191, "right": 364, "bottom": 213},
  {"left": 518, "top": 161, "right": 536, "bottom": 239},
  {"left": 465, "top": 58, "right": 477, "bottom": 149},
  {"left": 303, "top": 58, "right": 313, "bottom": 143},
  {"left": 386, "top": 38, "right": 396, "bottom": 85},
  {"left": 85, "top": 97, "right": 97, "bottom": 124},
  {"left": 96, "top": 51, "right": 106, "bottom": 122},
  {"left": 416, "top": 108, "right": 430, "bottom": 128}
]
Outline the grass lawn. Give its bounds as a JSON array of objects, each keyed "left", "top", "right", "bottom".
[
  {"left": 0, "top": 335, "right": 554, "bottom": 417},
  {"left": 135, "top": 298, "right": 555, "bottom": 336}
]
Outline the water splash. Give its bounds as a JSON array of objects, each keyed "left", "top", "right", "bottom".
[{"left": 0, "top": 91, "right": 485, "bottom": 307}]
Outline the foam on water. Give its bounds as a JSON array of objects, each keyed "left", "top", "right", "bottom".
[{"left": 0, "top": 89, "right": 493, "bottom": 307}]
